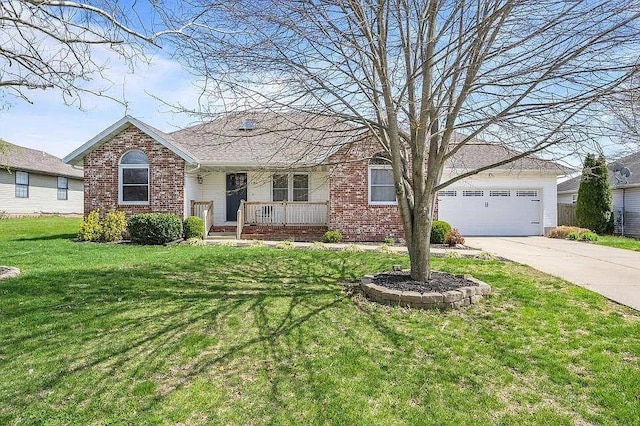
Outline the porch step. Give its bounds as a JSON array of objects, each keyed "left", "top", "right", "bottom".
[{"left": 206, "top": 232, "right": 236, "bottom": 240}]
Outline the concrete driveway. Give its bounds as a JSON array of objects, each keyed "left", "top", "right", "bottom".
[{"left": 466, "top": 237, "right": 640, "bottom": 311}]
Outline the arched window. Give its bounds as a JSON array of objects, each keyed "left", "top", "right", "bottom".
[
  {"left": 368, "top": 152, "right": 396, "bottom": 204},
  {"left": 119, "top": 150, "right": 149, "bottom": 204}
]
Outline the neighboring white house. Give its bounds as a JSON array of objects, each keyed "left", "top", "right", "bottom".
[
  {"left": 0, "top": 141, "right": 83, "bottom": 214},
  {"left": 557, "top": 152, "right": 640, "bottom": 237}
]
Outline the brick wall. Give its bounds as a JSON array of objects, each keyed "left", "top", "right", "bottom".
[
  {"left": 83, "top": 125, "right": 185, "bottom": 217},
  {"left": 241, "top": 225, "right": 328, "bottom": 241},
  {"left": 328, "top": 140, "right": 405, "bottom": 242}
]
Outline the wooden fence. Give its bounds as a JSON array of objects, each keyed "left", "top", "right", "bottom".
[{"left": 557, "top": 203, "right": 577, "bottom": 226}]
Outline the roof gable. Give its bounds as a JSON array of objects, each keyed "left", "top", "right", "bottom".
[{"left": 63, "top": 116, "right": 197, "bottom": 166}]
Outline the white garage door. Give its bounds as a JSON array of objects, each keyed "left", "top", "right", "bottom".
[{"left": 437, "top": 189, "right": 542, "bottom": 236}]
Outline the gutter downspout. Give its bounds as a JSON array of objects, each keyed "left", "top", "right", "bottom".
[{"left": 622, "top": 188, "right": 625, "bottom": 236}]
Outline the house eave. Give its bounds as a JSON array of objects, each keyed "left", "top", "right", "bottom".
[
  {"left": 612, "top": 183, "right": 640, "bottom": 190},
  {"left": 195, "top": 162, "right": 325, "bottom": 170},
  {"left": 0, "top": 164, "right": 83, "bottom": 180},
  {"left": 443, "top": 167, "right": 566, "bottom": 176}
]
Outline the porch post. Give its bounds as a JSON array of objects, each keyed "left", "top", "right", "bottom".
[{"left": 283, "top": 201, "right": 287, "bottom": 226}]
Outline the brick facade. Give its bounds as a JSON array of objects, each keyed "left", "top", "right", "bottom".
[
  {"left": 83, "top": 125, "right": 185, "bottom": 217},
  {"left": 328, "top": 140, "right": 406, "bottom": 242},
  {"left": 241, "top": 225, "right": 328, "bottom": 241}
]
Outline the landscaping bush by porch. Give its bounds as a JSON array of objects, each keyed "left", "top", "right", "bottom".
[
  {"left": 128, "top": 213, "right": 183, "bottom": 245},
  {"left": 183, "top": 216, "right": 205, "bottom": 239}
]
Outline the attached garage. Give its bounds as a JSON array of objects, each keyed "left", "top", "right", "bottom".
[{"left": 437, "top": 188, "right": 543, "bottom": 236}]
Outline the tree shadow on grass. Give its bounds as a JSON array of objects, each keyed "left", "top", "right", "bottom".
[
  {"left": 14, "top": 233, "right": 77, "bottom": 241},
  {"left": 0, "top": 249, "right": 410, "bottom": 423}
]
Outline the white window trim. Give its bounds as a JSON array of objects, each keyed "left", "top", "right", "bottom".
[
  {"left": 118, "top": 152, "right": 150, "bottom": 205},
  {"left": 57, "top": 176, "right": 68, "bottom": 201},
  {"left": 15, "top": 170, "right": 29, "bottom": 198},
  {"left": 271, "top": 172, "right": 310, "bottom": 202},
  {"left": 368, "top": 165, "right": 397, "bottom": 205}
]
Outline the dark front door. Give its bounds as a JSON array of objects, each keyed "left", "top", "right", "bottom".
[{"left": 226, "top": 173, "right": 247, "bottom": 221}]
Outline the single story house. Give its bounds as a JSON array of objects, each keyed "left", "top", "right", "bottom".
[
  {"left": 64, "top": 114, "right": 566, "bottom": 241},
  {"left": 557, "top": 152, "right": 640, "bottom": 237},
  {"left": 1, "top": 141, "right": 83, "bottom": 215}
]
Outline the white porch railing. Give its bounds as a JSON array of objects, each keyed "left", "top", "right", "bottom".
[
  {"left": 191, "top": 200, "right": 213, "bottom": 236},
  {"left": 243, "top": 201, "right": 329, "bottom": 226}
]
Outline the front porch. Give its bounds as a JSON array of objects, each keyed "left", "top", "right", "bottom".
[
  {"left": 192, "top": 200, "right": 330, "bottom": 241},
  {"left": 187, "top": 168, "right": 331, "bottom": 241}
]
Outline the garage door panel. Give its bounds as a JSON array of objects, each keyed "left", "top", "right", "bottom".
[{"left": 438, "top": 189, "right": 542, "bottom": 236}]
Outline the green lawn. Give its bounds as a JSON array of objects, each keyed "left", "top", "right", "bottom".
[
  {"left": 597, "top": 235, "right": 640, "bottom": 252},
  {"left": 0, "top": 217, "right": 639, "bottom": 425}
]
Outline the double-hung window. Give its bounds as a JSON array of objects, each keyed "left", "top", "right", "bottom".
[
  {"left": 369, "top": 166, "right": 396, "bottom": 204},
  {"left": 15, "top": 171, "right": 29, "bottom": 198},
  {"left": 272, "top": 173, "right": 309, "bottom": 202},
  {"left": 119, "top": 150, "right": 149, "bottom": 205},
  {"left": 57, "top": 177, "right": 68, "bottom": 200}
]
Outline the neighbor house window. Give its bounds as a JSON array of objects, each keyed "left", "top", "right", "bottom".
[
  {"left": 369, "top": 166, "right": 396, "bottom": 204},
  {"left": 57, "top": 177, "right": 68, "bottom": 200},
  {"left": 15, "top": 171, "right": 29, "bottom": 198},
  {"left": 272, "top": 173, "right": 309, "bottom": 202},
  {"left": 119, "top": 150, "right": 149, "bottom": 204}
]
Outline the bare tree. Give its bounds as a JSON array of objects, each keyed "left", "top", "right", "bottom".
[
  {"left": 166, "top": 0, "right": 640, "bottom": 281},
  {"left": 0, "top": 0, "right": 194, "bottom": 107}
]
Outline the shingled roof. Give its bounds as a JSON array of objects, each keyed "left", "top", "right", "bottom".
[
  {"left": 65, "top": 114, "right": 568, "bottom": 174},
  {"left": 169, "top": 112, "right": 362, "bottom": 167},
  {"left": 1, "top": 141, "right": 83, "bottom": 179}
]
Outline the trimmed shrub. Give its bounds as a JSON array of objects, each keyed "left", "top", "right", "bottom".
[
  {"left": 567, "top": 232, "right": 580, "bottom": 240},
  {"left": 444, "top": 228, "right": 465, "bottom": 246},
  {"left": 579, "top": 231, "right": 599, "bottom": 242},
  {"left": 430, "top": 220, "right": 452, "bottom": 244},
  {"left": 102, "top": 210, "right": 127, "bottom": 242},
  {"left": 128, "top": 213, "right": 183, "bottom": 245},
  {"left": 183, "top": 216, "right": 205, "bottom": 239},
  {"left": 78, "top": 209, "right": 103, "bottom": 242},
  {"left": 323, "top": 229, "right": 343, "bottom": 243}
]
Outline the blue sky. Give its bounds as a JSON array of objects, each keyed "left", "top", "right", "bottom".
[
  {"left": 0, "top": 50, "right": 201, "bottom": 158},
  {"left": 0, "top": 0, "right": 201, "bottom": 159}
]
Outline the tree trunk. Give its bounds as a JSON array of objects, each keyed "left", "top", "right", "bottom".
[{"left": 406, "top": 193, "right": 434, "bottom": 282}]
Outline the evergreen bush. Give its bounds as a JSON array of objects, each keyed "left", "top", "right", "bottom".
[
  {"left": 576, "top": 154, "right": 612, "bottom": 234},
  {"left": 128, "top": 213, "right": 183, "bottom": 245}
]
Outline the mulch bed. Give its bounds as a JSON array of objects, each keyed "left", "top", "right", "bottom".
[{"left": 372, "top": 271, "right": 478, "bottom": 293}]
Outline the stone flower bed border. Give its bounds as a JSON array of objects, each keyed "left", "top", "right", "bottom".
[
  {"left": 361, "top": 271, "right": 491, "bottom": 310},
  {"left": 0, "top": 266, "right": 20, "bottom": 280}
]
